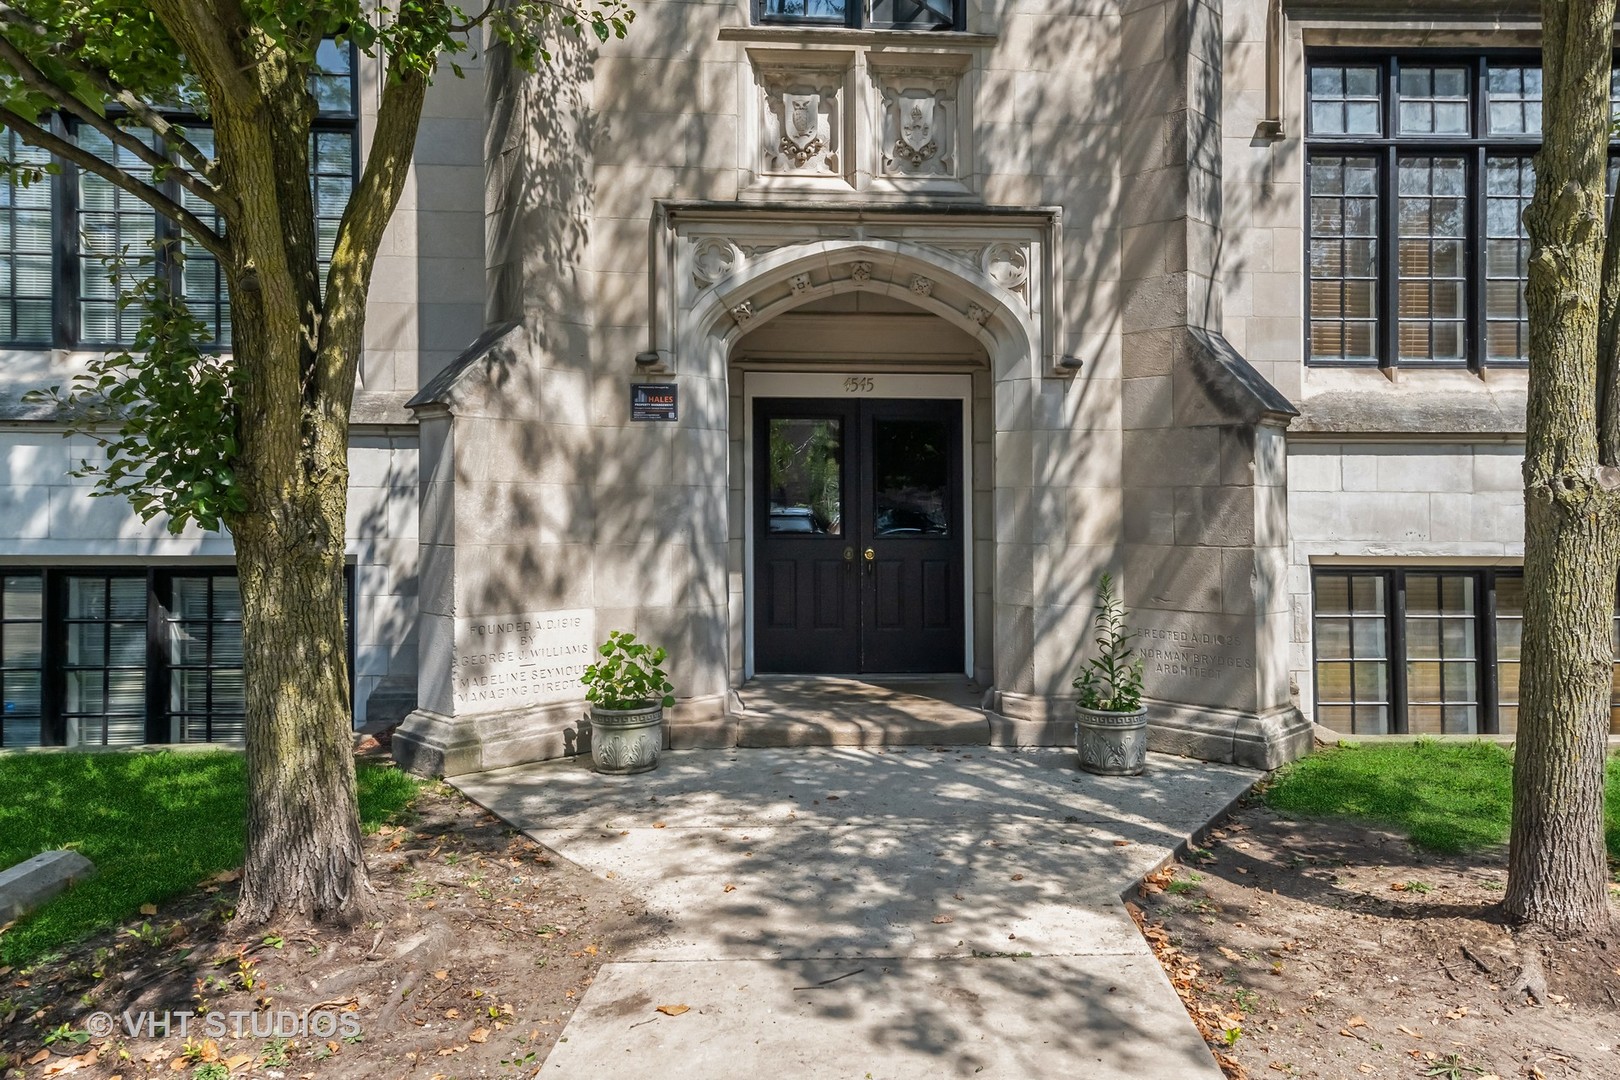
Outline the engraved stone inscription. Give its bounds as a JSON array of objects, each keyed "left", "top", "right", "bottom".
[
  {"left": 1135, "top": 626, "right": 1253, "bottom": 683},
  {"left": 453, "top": 609, "right": 595, "bottom": 714}
]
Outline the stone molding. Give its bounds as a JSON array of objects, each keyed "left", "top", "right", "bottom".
[{"left": 648, "top": 202, "right": 1064, "bottom": 377}]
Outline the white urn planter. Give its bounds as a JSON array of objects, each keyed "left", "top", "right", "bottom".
[
  {"left": 589, "top": 703, "right": 664, "bottom": 775},
  {"left": 1075, "top": 704, "right": 1147, "bottom": 776}
]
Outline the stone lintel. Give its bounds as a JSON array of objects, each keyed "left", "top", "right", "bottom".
[{"left": 1291, "top": 387, "right": 1527, "bottom": 436}]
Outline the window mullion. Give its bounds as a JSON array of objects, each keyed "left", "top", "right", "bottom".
[
  {"left": 1390, "top": 569, "right": 1409, "bottom": 734},
  {"left": 1381, "top": 144, "right": 1399, "bottom": 370},
  {"left": 1481, "top": 569, "right": 1501, "bottom": 735}
]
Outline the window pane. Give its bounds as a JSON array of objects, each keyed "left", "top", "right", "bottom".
[
  {"left": 1313, "top": 572, "right": 1392, "bottom": 735},
  {"left": 165, "top": 574, "right": 248, "bottom": 744},
  {"left": 1485, "top": 157, "right": 1534, "bottom": 362},
  {"left": 1398, "top": 65, "right": 1471, "bottom": 135},
  {"left": 1488, "top": 64, "right": 1543, "bottom": 135},
  {"left": 762, "top": 0, "right": 848, "bottom": 21},
  {"left": 870, "top": 0, "right": 953, "bottom": 28},
  {"left": 0, "top": 128, "right": 54, "bottom": 345},
  {"left": 1308, "top": 65, "right": 1382, "bottom": 136},
  {"left": 77, "top": 127, "right": 158, "bottom": 345},
  {"left": 1403, "top": 573, "right": 1480, "bottom": 735},
  {"left": 1309, "top": 156, "right": 1380, "bottom": 362},
  {"left": 767, "top": 419, "right": 842, "bottom": 535},
  {"left": 1397, "top": 157, "right": 1469, "bottom": 363}
]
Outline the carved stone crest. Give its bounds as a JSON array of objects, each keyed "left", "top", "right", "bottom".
[
  {"left": 790, "top": 273, "right": 812, "bottom": 295},
  {"left": 779, "top": 92, "right": 826, "bottom": 169},
  {"left": 879, "top": 84, "right": 955, "bottom": 178},
  {"left": 895, "top": 99, "right": 938, "bottom": 166},
  {"left": 966, "top": 302, "right": 991, "bottom": 327},
  {"left": 911, "top": 275, "right": 933, "bottom": 297},
  {"left": 850, "top": 261, "right": 873, "bottom": 286},
  {"left": 732, "top": 302, "right": 755, "bottom": 326}
]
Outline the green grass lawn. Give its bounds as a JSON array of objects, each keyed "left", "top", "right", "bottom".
[
  {"left": 0, "top": 750, "right": 420, "bottom": 966},
  {"left": 1264, "top": 740, "right": 1620, "bottom": 870}
]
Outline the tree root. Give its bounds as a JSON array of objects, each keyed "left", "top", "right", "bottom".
[{"left": 1507, "top": 944, "right": 1550, "bottom": 1005}]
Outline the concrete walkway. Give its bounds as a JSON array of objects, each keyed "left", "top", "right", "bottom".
[{"left": 454, "top": 747, "right": 1258, "bottom": 1079}]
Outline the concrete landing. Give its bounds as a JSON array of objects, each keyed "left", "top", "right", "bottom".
[
  {"left": 455, "top": 747, "right": 1259, "bottom": 1079},
  {"left": 735, "top": 676, "right": 989, "bottom": 747}
]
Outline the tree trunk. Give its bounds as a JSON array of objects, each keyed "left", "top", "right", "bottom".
[
  {"left": 233, "top": 506, "right": 372, "bottom": 925},
  {"left": 1506, "top": 0, "right": 1619, "bottom": 937}
]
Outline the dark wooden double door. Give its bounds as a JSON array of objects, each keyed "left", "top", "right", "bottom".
[{"left": 755, "top": 397, "right": 965, "bottom": 674}]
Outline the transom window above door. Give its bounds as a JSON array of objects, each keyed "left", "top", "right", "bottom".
[
  {"left": 755, "top": 0, "right": 964, "bottom": 31},
  {"left": 1305, "top": 52, "right": 1620, "bottom": 370}
]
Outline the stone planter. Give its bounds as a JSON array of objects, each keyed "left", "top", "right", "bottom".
[
  {"left": 1075, "top": 704, "right": 1148, "bottom": 776},
  {"left": 589, "top": 703, "right": 664, "bottom": 774}
]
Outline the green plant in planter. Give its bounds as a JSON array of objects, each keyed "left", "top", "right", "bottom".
[
  {"left": 581, "top": 630, "right": 676, "bottom": 710},
  {"left": 1072, "top": 574, "right": 1144, "bottom": 712}
]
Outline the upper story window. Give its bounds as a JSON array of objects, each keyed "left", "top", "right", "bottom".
[
  {"left": 1305, "top": 52, "right": 1617, "bottom": 370},
  {"left": 0, "top": 39, "right": 357, "bottom": 351},
  {"left": 756, "top": 0, "right": 964, "bottom": 31}
]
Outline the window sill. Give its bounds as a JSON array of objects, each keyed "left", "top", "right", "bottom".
[
  {"left": 1291, "top": 366, "right": 1528, "bottom": 437},
  {"left": 718, "top": 26, "right": 997, "bottom": 48}
]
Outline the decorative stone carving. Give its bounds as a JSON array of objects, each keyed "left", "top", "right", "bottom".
[
  {"left": 911, "top": 275, "right": 933, "bottom": 297},
  {"left": 732, "top": 302, "right": 754, "bottom": 326},
  {"left": 790, "top": 273, "right": 812, "bottom": 295},
  {"left": 692, "top": 237, "right": 738, "bottom": 289},
  {"left": 879, "top": 83, "right": 957, "bottom": 179},
  {"left": 983, "top": 243, "right": 1030, "bottom": 296},
  {"left": 966, "top": 302, "right": 991, "bottom": 327},
  {"left": 850, "top": 261, "right": 873, "bottom": 286},
  {"left": 757, "top": 65, "right": 843, "bottom": 176}
]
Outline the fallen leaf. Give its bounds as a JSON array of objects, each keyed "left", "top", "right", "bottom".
[
  {"left": 656, "top": 1004, "right": 690, "bottom": 1016},
  {"left": 213, "top": 869, "right": 241, "bottom": 884},
  {"left": 432, "top": 969, "right": 449, "bottom": 980},
  {"left": 1113, "top": 840, "right": 1131, "bottom": 847},
  {"left": 932, "top": 914, "right": 954, "bottom": 924},
  {"left": 1217, "top": 946, "right": 1244, "bottom": 962},
  {"left": 444, "top": 1008, "right": 460, "bottom": 1020},
  {"left": 1347, "top": 1016, "right": 1368, "bottom": 1028},
  {"left": 1357, "top": 1065, "right": 1374, "bottom": 1074},
  {"left": 27, "top": 1050, "right": 49, "bottom": 1066},
  {"left": 468, "top": 1028, "right": 489, "bottom": 1044},
  {"left": 1396, "top": 1025, "right": 1423, "bottom": 1039},
  {"left": 225, "top": 1053, "right": 253, "bottom": 1071},
  {"left": 139, "top": 903, "right": 158, "bottom": 916},
  {"left": 1011, "top": 874, "right": 1024, "bottom": 881},
  {"left": 723, "top": 883, "right": 736, "bottom": 893},
  {"left": 653, "top": 822, "right": 667, "bottom": 829}
]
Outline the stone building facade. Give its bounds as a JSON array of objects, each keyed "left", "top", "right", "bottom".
[{"left": 0, "top": 2, "right": 1584, "bottom": 770}]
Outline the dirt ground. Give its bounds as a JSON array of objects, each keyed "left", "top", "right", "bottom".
[
  {"left": 0, "top": 776, "right": 651, "bottom": 1080},
  {"left": 1135, "top": 801, "right": 1620, "bottom": 1080}
]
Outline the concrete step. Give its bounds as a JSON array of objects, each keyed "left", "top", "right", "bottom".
[{"left": 734, "top": 675, "right": 990, "bottom": 747}]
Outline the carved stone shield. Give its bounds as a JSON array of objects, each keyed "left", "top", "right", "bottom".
[
  {"left": 900, "top": 98, "right": 936, "bottom": 153},
  {"left": 783, "top": 93, "right": 820, "bottom": 151}
]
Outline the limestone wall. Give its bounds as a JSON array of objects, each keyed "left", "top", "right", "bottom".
[{"left": 1284, "top": 440, "right": 1526, "bottom": 721}]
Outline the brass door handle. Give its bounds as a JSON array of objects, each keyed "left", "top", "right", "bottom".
[
  {"left": 863, "top": 548, "right": 875, "bottom": 561},
  {"left": 843, "top": 546, "right": 855, "bottom": 561}
]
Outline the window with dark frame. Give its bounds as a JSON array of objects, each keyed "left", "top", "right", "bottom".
[
  {"left": 1305, "top": 52, "right": 1620, "bottom": 370},
  {"left": 1311, "top": 567, "right": 1620, "bottom": 737},
  {"left": 0, "top": 40, "right": 358, "bottom": 350},
  {"left": 755, "top": 0, "right": 964, "bottom": 32},
  {"left": 0, "top": 566, "right": 352, "bottom": 749}
]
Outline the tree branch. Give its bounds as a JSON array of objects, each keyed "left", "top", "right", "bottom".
[
  {"left": 314, "top": 62, "right": 430, "bottom": 409},
  {"left": 0, "top": 32, "right": 223, "bottom": 211},
  {"left": 0, "top": 106, "right": 228, "bottom": 261},
  {"left": 0, "top": 5, "right": 217, "bottom": 178}
]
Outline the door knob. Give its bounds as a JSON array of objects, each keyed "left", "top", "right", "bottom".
[
  {"left": 843, "top": 546, "right": 855, "bottom": 561},
  {"left": 863, "top": 548, "right": 875, "bottom": 561}
]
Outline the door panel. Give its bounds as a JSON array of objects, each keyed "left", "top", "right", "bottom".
[
  {"left": 754, "top": 395, "right": 964, "bottom": 675},
  {"left": 755, "top": 402, "right": 859, "bottom": 673}
]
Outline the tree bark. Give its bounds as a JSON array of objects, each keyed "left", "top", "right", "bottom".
[{"left": 1506, "top": 0, "right": 1619, "bottom": 937}]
